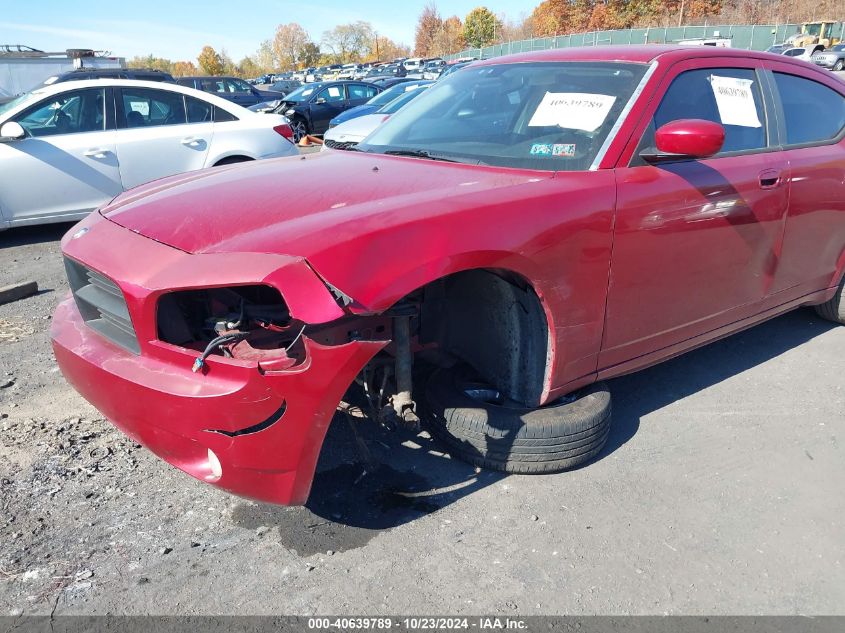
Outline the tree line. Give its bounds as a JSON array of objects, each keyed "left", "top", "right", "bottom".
[
  {"left": 127, "top": 0, "right": 842, "bottom": 77},
  {"left": 127, "top": 21, "right": 410, "bottom": 77}
]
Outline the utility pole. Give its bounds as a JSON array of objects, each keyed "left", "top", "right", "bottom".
[
  {"left": 678, "top": 0, "right": 685, "bottom": 27},
  {"left": 375, "top": 32, "right": 380, "bottom": 61}
]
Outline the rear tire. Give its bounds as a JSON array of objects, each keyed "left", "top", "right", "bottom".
[
  {"left": 424, "top": 365, "right": 611, "bottom": 474},
  {"left": 814, "top": 276, "right": 845, "bottom": 324}
]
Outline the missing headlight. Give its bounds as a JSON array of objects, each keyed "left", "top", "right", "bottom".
[{"left": 157, "top": 285, "right": 305, "bottom": 370}]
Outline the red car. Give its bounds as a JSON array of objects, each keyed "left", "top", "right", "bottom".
[{"left": 52, "top": 46, "right": 845, "bottom": 505}]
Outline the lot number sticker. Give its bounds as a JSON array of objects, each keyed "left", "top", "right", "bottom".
[
  {"left": 709, "top": 76, "right": 761, "bottom": 128},
  {"left": 528, "top": 92, "right": 616, "bottom": 132}
]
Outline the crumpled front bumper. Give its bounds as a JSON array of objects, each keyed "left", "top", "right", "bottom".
[{"left": 51, "top": 212, "right": 385, "bottom": 505}]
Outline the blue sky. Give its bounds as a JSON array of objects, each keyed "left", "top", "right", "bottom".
[{"left": 2, "top": 0, "right": 533, "bottom": 62}]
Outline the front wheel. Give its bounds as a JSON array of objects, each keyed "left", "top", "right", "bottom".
[
  {"left": 290, "top": 118, "right": 308, "bottom": 144},
  {"left": 424, "top": 365, "right": 611, "bottom": 474},
  {"left": 834, "top": 59, "right": 844, "bottom": 71}
]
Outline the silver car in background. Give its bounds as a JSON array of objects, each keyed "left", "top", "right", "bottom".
[{"left": 0, "top": 79, "right": 298, "bottom": 229}]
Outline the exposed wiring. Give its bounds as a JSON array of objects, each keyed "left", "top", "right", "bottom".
[
  {"left": 225, "top": 298, "right": 245, "bottom": 331},
  {"left": 285, "top": 324, "right": 306, "bottom": 351},
  {"left": 192, "top": 331, "right": 249, "bottom": 373}
]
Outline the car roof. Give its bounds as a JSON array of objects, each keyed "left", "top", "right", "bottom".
[
  {"left": 11, "top": 78, "right": 251, "bottom": 114},
  {"left": 472, "top": 44, "right": 814, "bottom": 67}
]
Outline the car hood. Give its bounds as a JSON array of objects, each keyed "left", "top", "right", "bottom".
[
  {"left": 325, "top": 113, "right": 386, "bottom": 142},
  {"left": 102, "top": 151, "right": 553, "bottom": 263},
  {"left": 332, "top": 104, "right": 376, "bottom": 125}
]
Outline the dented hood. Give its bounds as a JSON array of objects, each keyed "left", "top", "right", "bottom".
[{"left": 102, "top": 151, "right": 552, "bottom": 258}]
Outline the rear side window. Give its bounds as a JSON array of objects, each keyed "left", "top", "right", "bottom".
[
  {"left": 176, "top": 78, "right": 194, "bottom": 87},
  {"left": 349, "top": 84, "right": 378, "bottom": 100},
  {"left": 186, "top": 96, "right": 212, "bottom": 123},
  {"left": 121, "top": 87, "right": 186, "bottom": 127},
  {"left": 652, "top": 67, "right": 767, "bottom": 153},
  {"left": 772, "top": 72, "right": 845, "bottom": 145},
  {"left": 213, "top": 106, "right": 238, "bottom": 122}
]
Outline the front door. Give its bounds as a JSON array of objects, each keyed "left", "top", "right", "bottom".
[
  {"left": 602, "top": 61, "right": 789, "bottom": 367},
  {"left": 309, "top": 85, "right": 348, "bottom": 134},
  {"left": 0, "top": 87, "right": 122, "bottom": 226}
]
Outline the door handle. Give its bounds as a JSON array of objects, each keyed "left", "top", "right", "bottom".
[
  {"left": 84, "top": 148, "right": 109, "bottom": 158},
  {"left": 759, "top": 169, "right": 781, "bottom": 189},
  {"left": 181, "top": 137, "right": 202, "bottom": 146}
]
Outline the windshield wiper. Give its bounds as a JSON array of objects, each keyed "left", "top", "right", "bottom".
[{"left": 382, "top": 149, "right": 460, "bottom": 163}]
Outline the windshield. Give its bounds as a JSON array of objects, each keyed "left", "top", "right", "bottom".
[
  {"left": 0, "top": 91, "right": 39, "bottom": 117},
  {"left": 358, "top": 61, "right": 648, "bottom": 171},
  {"left": 804, "top": 23, "right": 822, "bottom": 36},
  {"left": 833, "top": 44, "right": 845, "bottom": 51},
  {"left": 378, "top": 85, "right": 431, "bottom": 114},
  {"left": 283, "top": 84, "right": 319, "bottom": 102}
]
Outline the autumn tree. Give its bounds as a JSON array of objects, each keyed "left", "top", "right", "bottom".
[
  {"left": 218, "top": 48, "right": 237, "bottom": 75},
  {"left": 463, "top": 7, "right": 502, "bottom": 48},
  {"left": 197, "top": 46, "right": 224, "bottom": 75},
  {"left": 298, "top": 42, "right": 321, "bottom": 67},
  {"left": 372, "top": 36, "right": 411, "bottom": 62},
  {"left": 171, "top": 60, "right": 197, "bottom": 76},
  {"left": 321, "top": 21, "right": 375, "bottom": 63},
  {"left": 255, "top": 40, "right": 277, "bottom": 72},
  {"left": 531, "top": 0, "right": 570, "bottom": 36},
  {"left": 273, "top": 23, "right": 311, "bottom": 70},
  {"left": 238, "top": 56, "right": 262, "bottom": 78},
  {"left": 415, "top": 2, "right": 443, "bottom": 56},
  {"left": 431, "top": 16, "right": 465, "bottom": 55},
  {"left": 127, "top": 55, "right": 173, "bottom": 72},
  {"left": 497, "top": 13, "right": 535, "bottom": 42}
]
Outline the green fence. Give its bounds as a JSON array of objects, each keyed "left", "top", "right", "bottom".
[{"left": 445, "top": 22, "right": 845, "bottom": 61}]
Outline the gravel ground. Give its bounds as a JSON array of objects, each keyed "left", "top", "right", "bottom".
[{"left": 0, "top": 219, "right": 844, "bottom": 616}]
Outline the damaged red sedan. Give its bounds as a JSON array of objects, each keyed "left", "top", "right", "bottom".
[{"left": 52, "top": 46, "right": 845, "bottom": 505}]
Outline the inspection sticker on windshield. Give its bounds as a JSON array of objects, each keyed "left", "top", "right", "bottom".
[
  {"left": 528, "top": 92, "right": 616, "bottom": 132},
  {"left": 709, "top": 76, "right": 761, "bottom": 128}
]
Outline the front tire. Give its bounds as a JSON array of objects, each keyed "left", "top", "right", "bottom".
[
  {"left": 815, "top": 276, "right": 845, "bottom": 324},
  {"left": 425, "top": 365, "right": 611, "bottom": 474},
  {"left": 834, "top": 59, "right": 844, "bottom": 71}
]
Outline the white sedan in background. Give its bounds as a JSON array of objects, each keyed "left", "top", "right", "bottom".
[{"left": 0, "top": 79, "right": 298, "bottom": 229}]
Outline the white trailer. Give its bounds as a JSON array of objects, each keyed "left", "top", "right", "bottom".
[{"left": 0, "top": 45, "right": 125, "bottom": 98}]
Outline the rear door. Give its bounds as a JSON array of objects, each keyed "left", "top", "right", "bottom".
[
  {"left": 347, "top": 83, "right": 379, "bottom": 108},
  {"left": 765, "top": 63, "right": 845, "bottom": 296},
  {"left": 114, "top": 86, "right": 213, "bottom": 189},
  {"left": 602, "top": 58, "right": 789, "bottom": 367},
  {"left": 0, "top": 87, "right": 121, "bottom": 225}
]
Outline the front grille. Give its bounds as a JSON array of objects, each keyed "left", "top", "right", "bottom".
[
  {"left": 64, "top": 257, "right": 140, "bottom": 354},
  {"left": 323, "top": 138, "right": 359, "bottom": 151}
]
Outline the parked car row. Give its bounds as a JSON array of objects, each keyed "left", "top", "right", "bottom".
[{"left": 767, "top": 42, "right": 845, "bottom": 70}]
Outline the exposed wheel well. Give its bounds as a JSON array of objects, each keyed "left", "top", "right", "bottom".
[
  {"left": 414, "top": 268, "right": 549, "bottom": 407},
  {"left": 214, "top": 155, "right": 253, "bottom": 166}
]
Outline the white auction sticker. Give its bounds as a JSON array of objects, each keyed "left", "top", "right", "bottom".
[
  {"left": 528, "top": 92, "right": 616, "bottom": 132},
  {"left": 709, "top": 75, "right": 761, "bottom": 128}
]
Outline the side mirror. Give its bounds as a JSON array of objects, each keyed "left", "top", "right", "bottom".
[
  {"left": 641, "top": 119, "right": 725, "bottom": 162},
  {"left": 0, "top": 121, "right": 25, "bottom": 142},
  {"left": 314, "top": 97, "right": 327, "bottom": 104}
]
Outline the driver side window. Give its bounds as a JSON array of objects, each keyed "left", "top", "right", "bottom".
[
  {"left": 16, "top": 88, "right": 106, "bottom": 137},
  {"left": 637, "top": 67, "right": 768, "bottom": 161},
  {"left": 316, "top": 85, "right": 345, "bottom": 103}
]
